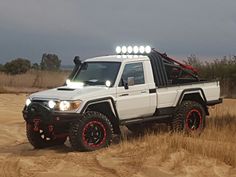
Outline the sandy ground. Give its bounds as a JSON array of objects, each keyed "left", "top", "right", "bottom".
[{"left": 0, "top": 94, "right": 235, "bottom": 177}]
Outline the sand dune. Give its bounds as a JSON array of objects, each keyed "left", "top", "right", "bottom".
[{"left": 0, "top": 94, "right": 235, "bottom": 177}]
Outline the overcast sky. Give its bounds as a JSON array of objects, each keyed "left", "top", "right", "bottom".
[{"left": 0, "top": 0, "right": 236, "bottom": 64}]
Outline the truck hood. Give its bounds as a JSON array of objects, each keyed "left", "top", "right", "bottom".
[{"left": 30, "top": 86, "right": 111, "bottom": 101}]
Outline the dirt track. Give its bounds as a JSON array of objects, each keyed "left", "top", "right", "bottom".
[{"left": 0, "top": 94, "right": 235, "bottom": 177}]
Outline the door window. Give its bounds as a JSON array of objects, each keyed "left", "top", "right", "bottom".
[{"left": 119, "top": 62, "right": 145, "bottom": 86}]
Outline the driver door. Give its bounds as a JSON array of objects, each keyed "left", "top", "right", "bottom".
[{"left": 116, "top": 62, "right": 150, "bottom": 120}]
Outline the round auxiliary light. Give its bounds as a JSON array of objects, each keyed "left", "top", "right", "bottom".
[
  {"left": 127, "top": 46, "right": 133, "bottom": 54},
  {"left": 26, "top": 99, "right": 31, "bottom": 106},
  {"left": 121, "top": 46, "right": 127, "bottom": 53},
  {"left": 145, "top": 46, "right": 151, "bottom": 53},
  {"left": 116, "top": 46, "right": 122, "bottom": 54},
  {"left": 48, "top": 100, "right": 56, "bottom": 109},
  {"left": 105, "top": 80, "right": 111, "bottom": 87},
  {"left": 139, "top": 46, "right": 145, "bottom": 54},
  {"left": 133, "top": 46, "right": 139, "bottom": 54}
]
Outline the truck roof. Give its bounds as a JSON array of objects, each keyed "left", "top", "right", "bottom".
[
  {"left": 79, "top": 50, "right": 198, "bottom": 88},
  {"left": 84, "top": 55, "right": 149, "bottom": 63}
]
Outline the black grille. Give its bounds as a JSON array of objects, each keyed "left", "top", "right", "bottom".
[{"left": 32, "top": 100, "right": 49, "bottom": 107}]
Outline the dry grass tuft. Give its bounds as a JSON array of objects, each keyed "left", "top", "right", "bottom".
[
  {"left": 112, "top": 101, "right": 236, "bottom": 168},
  {"left": 0, "top": 70, "right": 69, "bottom": 92}
]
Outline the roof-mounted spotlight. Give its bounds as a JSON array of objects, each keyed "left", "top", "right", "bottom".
[
  {"left": 139, "top": 46, "right": 145, "bottom": 54},
  {"left": 116, "top": 46, "right": 122, "bottom": 54},
  {"left": 115, "top": 45, "right": 152, "bottom": 55},
  {"left": 145, "top": 46, "right": 151, "bottom": 54},
  {"left": 133, "top": 46, "right": 139, "bottom": 54},
  {"left": 127, "top": 46, "right": 133, "bottom": 54},
  {"left": 121, "top": 46, "right": 127, "bottom": 53}
]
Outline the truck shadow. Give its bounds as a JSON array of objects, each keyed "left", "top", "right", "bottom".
[{"left": 118, "top": 123, "right": 170, "bottom": 143}]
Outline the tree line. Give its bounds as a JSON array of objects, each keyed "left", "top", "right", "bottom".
[
  {"left": 0, "top": 53, "right": 61, "bottom": 75},
  {"left": 185, "top": 55, "right": 236, "bottom": 97},
  {"left": 0, "top": 53, "right": 235, "bottom": 97}
]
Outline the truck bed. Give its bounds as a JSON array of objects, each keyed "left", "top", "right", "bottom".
[{"left": 156, "top": 81, "right": 221, "bottom": 108}]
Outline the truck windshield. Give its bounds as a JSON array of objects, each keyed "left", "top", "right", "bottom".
[{"left": 72, "top": 62, "right": 121, "bottom": 86}]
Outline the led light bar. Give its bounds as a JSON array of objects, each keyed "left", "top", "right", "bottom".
[{"left": 115, "top": 45, "right": 152, "bottom": 54}]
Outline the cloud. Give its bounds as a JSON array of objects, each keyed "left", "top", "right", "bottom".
[{"left": 0, "top": 0, "right": 236, "bottom": 64}]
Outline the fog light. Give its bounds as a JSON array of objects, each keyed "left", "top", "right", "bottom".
[{"left": 48, "top": 100, "right": 56, "bottom": 109}]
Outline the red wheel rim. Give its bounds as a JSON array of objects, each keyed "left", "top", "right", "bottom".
[
  {"left": 186, "top": 109, "right": 202, "bottom": 131},
  {"left": 82, "top": 121, "right": 107, "bottom": 148}
]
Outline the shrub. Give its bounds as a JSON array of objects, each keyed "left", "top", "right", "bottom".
[{"left": 4, "top": 58, "right": 31, "bottom": 75}]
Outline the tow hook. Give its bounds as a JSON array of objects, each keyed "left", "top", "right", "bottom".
[{"left": 33, "top": 119, "right": 40, "bottom": 131}]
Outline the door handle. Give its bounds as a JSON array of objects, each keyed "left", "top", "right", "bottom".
[
  {"left": 119, "top": 94, "right": 129, "bottom": 97},
  {"left": 141, "top": 90, "right": 147, "bottom": 93}
]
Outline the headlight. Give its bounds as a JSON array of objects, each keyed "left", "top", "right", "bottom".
[
  {"left": 26, "top": 99, "right": 31, "bottom": 106},
  {"left": 59, "top": 101, "right": 70, "bottom": 111},
  {"left": 58, "top": 100, "right": 82, "bottom": 111}
]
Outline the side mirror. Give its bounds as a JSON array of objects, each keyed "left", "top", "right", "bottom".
[
  {"left": 127, "top": 77, "right": 135, "bottom": 86},
  {"left": 121, "top": 78, "right": 129, "bottom": 89}
]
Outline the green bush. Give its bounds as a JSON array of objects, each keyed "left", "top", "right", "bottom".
[{"left": 4, "top": 58, "right": 31, "bottom": 75}]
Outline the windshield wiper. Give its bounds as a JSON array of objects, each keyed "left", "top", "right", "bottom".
[{"left": 83, "top": 80, "right": 105, "bottom": 86}]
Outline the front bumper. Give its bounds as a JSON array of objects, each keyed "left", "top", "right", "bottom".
[{"left": 22, "top": 102, "right": 81, "bottom": 124}]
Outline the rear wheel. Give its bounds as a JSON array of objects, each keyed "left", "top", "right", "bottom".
[
  {"left": 69, "top": 111, "right": 113, "bottom": 151},
  {"left": 171, "top": 101, "right": 206, "bottom": 135},
  {"left": 26, "top": 123, "right": 67, "bottom": 149}
]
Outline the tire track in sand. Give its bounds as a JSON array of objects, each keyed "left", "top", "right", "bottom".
[
  {"left": 64, "top": 152, "right": 120, "bottom": 177},
  {"left": 0, "top": 152, "right": 21, "bottom": 177}
]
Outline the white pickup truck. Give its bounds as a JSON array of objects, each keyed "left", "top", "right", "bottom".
[{"left": 23, "top": 46, "right": 222, "bottom": 151}]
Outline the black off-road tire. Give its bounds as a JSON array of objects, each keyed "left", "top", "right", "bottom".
[
  {"left": 69, "top": 111, "right": 113, "bottom": 151},
  {"left": 26, "top": 123, "right": 67, "bottom": 149},
  {"left": 171, "top": 101, "right": 206, "bottom": 135}
]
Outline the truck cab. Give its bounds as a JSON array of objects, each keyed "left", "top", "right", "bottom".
[{"left": 23, "top": 46, "right": 222, "bottom": 151}]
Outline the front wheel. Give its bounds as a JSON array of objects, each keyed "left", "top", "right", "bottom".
[
  {"left": 26, "top": 123, "right": 67, "bottom": 149},
  {"left": 69, "top": 111, "right": 113, "bottom": 151},
  {"left": 171, "top": 101, "right": 206, "bottom": 135}
]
